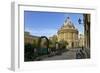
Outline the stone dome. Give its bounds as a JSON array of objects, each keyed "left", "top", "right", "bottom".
[
  {"left": 62, "top": 17, "right": 75, "bottom": 29},
  {"left": 63, "top": 23, "right": 75, "bottom": 29},
  {"left": 58, "top": 17, "right": 78, "bottom": 33}
]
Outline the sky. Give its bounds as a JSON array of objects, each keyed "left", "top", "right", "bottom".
[{"left": 24, "top": 11, "right": 84, "bottom": 37}]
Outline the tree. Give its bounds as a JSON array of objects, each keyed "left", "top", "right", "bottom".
[
  {"left": 52, "top": 35, "right": 58, "bottom": 43},
  {"left": 59, "top": 40, "right": 68, "bottom": 49},
  {"left": 24, "top": 43, "right": 35, "bottom": 61},
  {"left": 49, "top": 35, "right": 58, "bottom": 49}
]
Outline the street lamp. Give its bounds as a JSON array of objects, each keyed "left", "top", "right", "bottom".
[{"left": 78, "top": 18, "right": 82, "bottom": 24}]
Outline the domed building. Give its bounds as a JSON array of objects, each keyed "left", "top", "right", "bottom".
[{"left": 57, "top": 17, "right": 79, "bottom": 48}]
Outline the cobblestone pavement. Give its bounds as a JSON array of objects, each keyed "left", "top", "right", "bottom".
[{"left": 42, "top": 48, "right": 81, "bottom": 60}]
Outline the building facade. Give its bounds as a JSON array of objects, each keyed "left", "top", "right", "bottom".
[
  {"left": 79, "top": 34, "right": 84, "bottom": 47},
  {"left": 24, "top": 32, "right": 39, "bottom": 45},
  {"left": 83, "top": 14, "right": 90, "bottom": 49},
  {"left": 24, "top": 32, "right": 49, "bottom": 48},
  {"left": 57, "top": 17, "right": 79, "bottom": 48}
]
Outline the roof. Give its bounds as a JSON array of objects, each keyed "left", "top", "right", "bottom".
[{"left": 62, "top": 17, "right": 76, "bottom": 29}]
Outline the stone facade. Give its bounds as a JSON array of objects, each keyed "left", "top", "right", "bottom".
[
  {"left": 84, "top": 14, "right": 90, "bottom": 49},
  {"left": 24, "top": 32, "right": 49, "bottom": 48},
  {"left": 79, "top": 34, "right": 84, "bottom": 47},
  {"left": 57, "top": 17, "right": 79, "bottom": 48},
  {"left": 24, "top": 32, "right": 39, "bottom": 45}
]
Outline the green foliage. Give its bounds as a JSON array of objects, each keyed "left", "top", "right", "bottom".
[
  {"left": 59, "top": 40, "right": 68, "bottom": 49},
  {"left": 24, "top": 43, "right": 36, "bottom": 61}
]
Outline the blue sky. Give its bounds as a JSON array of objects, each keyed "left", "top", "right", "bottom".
[{"left": 24, "top": 11, "right": 84, "bottom": 37}]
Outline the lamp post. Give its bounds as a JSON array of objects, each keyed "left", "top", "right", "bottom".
[
  {"left": 78, "top": 18, "right": 84, "bottom": 25},
  {"left": 78, "top": 17, "right": 84, "bottom": 49}
]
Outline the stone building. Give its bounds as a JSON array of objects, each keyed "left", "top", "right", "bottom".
[
  {"left": 83, "top": 14, "right": 90, "bottom": 49},
  {"left": 24, "top": 31, "right": 39, "bottom": 45},
  {"left": 57, "top": 17, "right": 79, "bottom": 48},
  {"left": 79, "top": 34, "right": 84, "bottom": 47},
  {"left": 24, "top": 32, "right": 49, "bottom": 48}
]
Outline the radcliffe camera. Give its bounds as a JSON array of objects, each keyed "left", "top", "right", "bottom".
[{"left": 24, "top": 11, "right": 90, "bottom": 62}]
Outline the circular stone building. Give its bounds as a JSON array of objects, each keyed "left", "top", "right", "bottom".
[{"left": 57, "top": 17, "right": 79, "bottom": 48}]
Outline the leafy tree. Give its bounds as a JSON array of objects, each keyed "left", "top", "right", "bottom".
[
  {"left": 24, "top": 43, "right": 35, "bottom": 61},
  {"left": 59, "top": 40, "right": 68, "bottom": 49},
  {"left": 49, "top": 35, "right": 58, "bottom": 49}
]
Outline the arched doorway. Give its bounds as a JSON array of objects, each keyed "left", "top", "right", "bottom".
[
  {"left": 71, "top": 42, "right": 74, "bottom": 48},
  {"left": 38, "top": 36, "right": 49, "bottom": 55}
]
